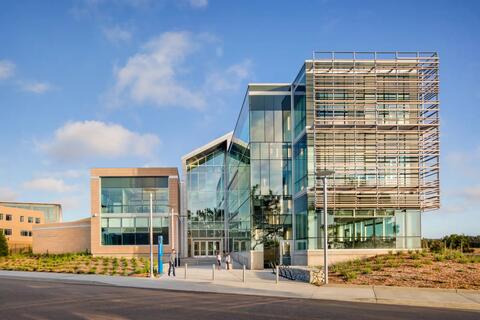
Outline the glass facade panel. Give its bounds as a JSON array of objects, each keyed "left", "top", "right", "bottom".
[
  {"left": 186, "top": 139, "right": 228, "bottom": 256},
  {"left": 100, "top": 176, "right": 170, "bottom": 246},
  {"left": 101, "top": 177, "right": 169, "bottom": 214},
  {"left": 227, "top": 87, "right": 293, "bottom": 267},
  {"left": 101, "top": 217, "right": 169, "bottom": 245}
]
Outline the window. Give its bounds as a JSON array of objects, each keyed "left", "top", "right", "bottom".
[
  {"left": 6, "top": 214, "right": 12, "bottom": 221},
  {"left": 20, "top": 216, "right": 24, "bottom": 222},
  {"left": 28, "top": 217, "right": 33, "bottom": 223},
  {"left": 35, "top": 218, "right": 41, "bottom": 224},
  {"left": 21, "top": 230, "right": 32, "bottom": 237},
  {"left": 101, "top": 177, "right": 170, "bottom": 214},
  {"left": 4, "top": 229, "right": 12, "bottom": 236},
  {"left": 0, "top": 214, "right": 3, "bottom": 220}
]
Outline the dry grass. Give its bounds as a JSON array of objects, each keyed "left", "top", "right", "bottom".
[
  {"left": 0, "top": 253, "right": 153, "bottom": 277},
  {"left": 329, "top": 250, "right": 480, "bottom": 289}
]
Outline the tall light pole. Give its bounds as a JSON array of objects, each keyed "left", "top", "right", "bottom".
[
  {"left": 317, "top": 170, "right": 334, "bottom": 285},
  {"left": 149, "top": 191, "right": 154, "bottom": 278},
  {"left": 144, "top": 188, "right": 157, "bottom": 279}
]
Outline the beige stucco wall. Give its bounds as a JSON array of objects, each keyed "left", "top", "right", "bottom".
[
  {"left": 0, "top": 205, "right": 44, "bottom": 249},
  {"left": 231, "top": 250, "right": 264, "bottom": 270},
  {"left": 303, "top": 249, "right": 407, "bottom": 266},
  {"left": 32, "top": 218, "right": 91, "bottom": 254}
]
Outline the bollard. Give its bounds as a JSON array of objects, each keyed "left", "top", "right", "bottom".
[
  {"left": 184, "top": 263, "right": 187, "bottom": 279},
  {"left": 242, "top": 264, "right": 246, "bottom": 283},
  {"left": 276, "top": 265, "right": 279, "bottom": 284},
  {"left": 212, "top": 264, "right": 215, "bottom": 281}
]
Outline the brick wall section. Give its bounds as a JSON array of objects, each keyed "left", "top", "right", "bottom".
[
  {"left": 33, "top": 218, "right": 91, "bottom": 254},
  {"left": 90, "top": 167, "right": 180, "bottom": 257}
]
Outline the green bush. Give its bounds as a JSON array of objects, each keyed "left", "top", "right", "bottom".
[
  {"left": 361, "top": 267, "right": 372, "bottom": 274},
  {"left": 443, "top": 234, "right": 472, "bottom": 252},
  {"left": 433, "top": 254, "right": 445, "bottom": 262},
  {"left": 428, "top": 240, "right": 445, "bottom": 253},
  {"left": 343, "top": 271, "right": 358, "bottom": 281},
  {"left": 444, "top": 250, "right": 463, "bottom": 261},
  {"left": 0, "top": 232, "right": 8, "bottom": 256}
]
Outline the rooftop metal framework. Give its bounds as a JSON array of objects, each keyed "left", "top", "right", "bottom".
[{"left": 310, "top": 52, "right": 439, "bottom": 211}]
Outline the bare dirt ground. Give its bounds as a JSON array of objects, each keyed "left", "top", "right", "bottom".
[{"left": 329, "top": 251, "right": 480, "bottom": 290}]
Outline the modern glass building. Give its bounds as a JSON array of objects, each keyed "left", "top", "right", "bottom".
[
  {"left": 221, "top": 52, "right": 439, "bottom": 268},
  {"left": 0, "top": 202, "right": 62, "bottom": 223},
  {"left": 226, "top": 84, "right": 294, "bottom": 267},
  {"left": 90, "top": 168, "right": 180, "bottom": 257},
  {"left": 182, "top": 133, "right": 231, "bottom": 257}
]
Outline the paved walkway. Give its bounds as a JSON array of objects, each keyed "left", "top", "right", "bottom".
[{"left": 1, "top": 268, "right": 479, "bottom": 312}]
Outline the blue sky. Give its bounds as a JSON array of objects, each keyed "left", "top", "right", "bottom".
[{"left": 0, "top": 0, "right": 479, "bottom": 238}]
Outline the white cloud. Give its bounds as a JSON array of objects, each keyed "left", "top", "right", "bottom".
[
  {"left": 0, "top": 186, "right": 19, "bottom": 201},
  {"left": 189, "top": 0, "right": 208, "bottom": 8},
  {"left": 0, "top": 60, "right": 15, "bottom": 80},
  {"left": 205, "top": 59, "right": 252, "bottom": 92},
  {"left": 102, "top": 25, "right": 132, "bottom": 43},
  {"left": 110, "top": 31, "right": 207, "bottom": 109},
  {"left": 38, "top": 120, "right": 160, "bottom": 162},
  {"left": 52, "top": 195, "right": 84, "bottom": 215},
  {"left": 23, "top": 178, "right": 77, "bottom": 193},
  {"left": 108, "top": 31, "right": 252, "bottom": 111},
  {"left": 19, "top": 81, "right": 54, "bottom": 94}
]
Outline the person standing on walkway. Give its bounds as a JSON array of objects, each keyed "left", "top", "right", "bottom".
[
  {"left": 216, "top": 252, "right": 222, "bottom": 270},
  {"left": 168, "top": 249, "right": 176, "bottom": 276},
  {"left": 225, "top": 252, "right": 231, "bottom": 270}
]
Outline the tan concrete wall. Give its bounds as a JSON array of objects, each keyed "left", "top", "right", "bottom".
[
  {"left": 305, "top": 249, "right": 407, "bottom": 266},
  {"left": 0, "top": 206, "right": 44, "bottom": 249},
  {"left": 90, "top": 167, "right": 180, "bottom": 257},
  {"left": 32, "top": 218, "right": 91, "bottom": 254},
  {"left": 231, "top": 250, "right": 264, "bottom": 270}
]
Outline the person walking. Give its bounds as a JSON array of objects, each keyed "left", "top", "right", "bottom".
[
  {"left": 225, "top": 252, "right": 231, "bottom": 270},
  {"left": 168, "top": 249, "right": 176, "bottom": 276},
  {"left": 216, "top": 252, "right": 222, "bottom": 270}
]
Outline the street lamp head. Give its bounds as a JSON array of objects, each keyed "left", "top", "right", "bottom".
[{"left": 317, "top": 169, "right": 335, "bottom": 177}]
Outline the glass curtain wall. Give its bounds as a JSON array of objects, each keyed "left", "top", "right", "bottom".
[
  {"left": 101, "top": 177, "right": 170, "bottom": 245},
  {"left": 186, "top": 147, "right": 226, "bottom": 255},
  {"left": 227, "top": 95, "right": 251, "bottom": 253},
  {"left": 249, "top": 92, "right": 293, "bottom": 266},
  {"left": 292, "top": 65, "right": 318, "bottom": 251}
]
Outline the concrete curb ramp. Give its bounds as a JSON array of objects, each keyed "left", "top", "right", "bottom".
[{"left": 0, "top": 270, "right": 479, "bottom": 312}]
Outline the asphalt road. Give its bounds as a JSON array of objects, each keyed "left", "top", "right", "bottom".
[{"left": 0, "top": 277, "right": 478, "bottom": 320}]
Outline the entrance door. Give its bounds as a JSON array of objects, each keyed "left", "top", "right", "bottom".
[{"left": 193, "top": 240, "right": 221, "bottom": 257}]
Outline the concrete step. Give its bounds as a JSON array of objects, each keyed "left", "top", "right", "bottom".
[{"left": 179, "top": 257, "right": 217, "bottom": 266}]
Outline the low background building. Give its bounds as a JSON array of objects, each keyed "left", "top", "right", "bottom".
[
  {"left": 0, "top": 202, "right": 62, "bottom": 223},
  {"left": 0, "top": 205, "right": 44, "bottom": 253}
]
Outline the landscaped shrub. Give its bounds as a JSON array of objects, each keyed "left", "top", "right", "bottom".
[
  {"left": 428, "top": 240, "right": 445, "bottom": 253},
  {"left": 0, "top": 232, "right": 8, "bottom": 257},
  {"left": 343, "top": 271, "right": 358, "bottom": 281},
  {"left": 433, "top": 254, "right": 445, "bottom": 262},
  {"left": 361, "top": 267, "right": 372, "bottom": 274},
  {"left": 444, "top": 250, "right": 463, "bottom": 261}
]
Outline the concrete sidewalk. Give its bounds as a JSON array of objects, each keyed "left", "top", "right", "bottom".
[{"left": 0, "top": 269, "right": 479, "bottom": 312}]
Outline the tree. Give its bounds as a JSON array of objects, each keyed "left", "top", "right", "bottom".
[{"left": 0, "top": 232, "right": 8, "bottom": 256}]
